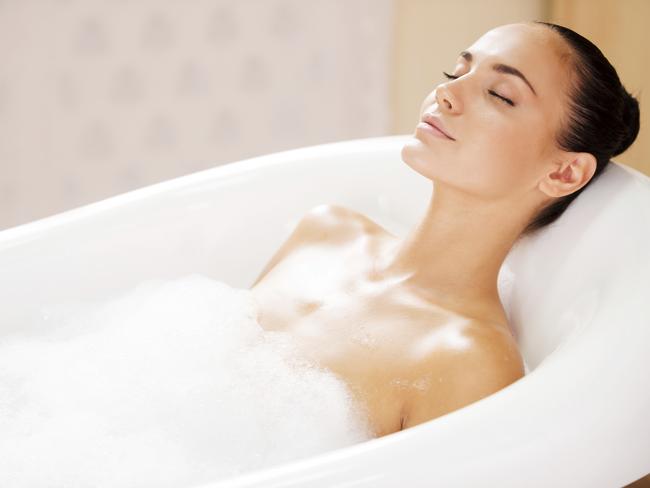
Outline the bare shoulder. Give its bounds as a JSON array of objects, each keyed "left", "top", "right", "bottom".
[
  {"left": 402, "top": 320, "right": 525, "bottom": 430},
  {"left": 467, "top": 319, "right": 525, "bottom": 377},
  {"left": 299, "top": 204, "right": 390, "bottom": 241},
  {"left": 250, "top": 204, "right": 379, "bottom": 287},
  {"left": 271, "top": 204, "right": 391, "bottom": 251},
  {"left": 296, "top": 204, "right": 359, "bottom": 241}
]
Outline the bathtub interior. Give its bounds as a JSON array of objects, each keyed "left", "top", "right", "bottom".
[
  {"left": 0, "top": 136, "right": 427, "bottom": 338},
  {"left": 1, "top": 135, "right": 649, "bottom": 486},
  {"left": 0, "top": 135, "right": 646, "bottom": 364}
]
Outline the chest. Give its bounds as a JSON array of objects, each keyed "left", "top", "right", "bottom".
[
  {"left": 250, "top": 241, "right": 440, "bottom": 356},
  {"left": 248, "top": 242, "right": 466, "bottom": 436}
]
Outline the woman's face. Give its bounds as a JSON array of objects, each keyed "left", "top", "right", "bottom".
[{"left": 401, "top": 23, "right": 572, "bottom": 203}]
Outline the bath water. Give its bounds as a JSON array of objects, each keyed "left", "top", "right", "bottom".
[{"left": 0, "top": 274, "right": 373, "bottom": 488}]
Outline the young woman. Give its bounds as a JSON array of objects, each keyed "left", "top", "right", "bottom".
[{"left": 249, "top": 21, "right": 641, "bottom": 437}]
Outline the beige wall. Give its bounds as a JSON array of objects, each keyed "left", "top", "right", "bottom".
[{"left": 2, "top": 1, "right": 646, "bottom": 232}]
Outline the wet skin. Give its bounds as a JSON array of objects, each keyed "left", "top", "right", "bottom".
[{"left": 249, "top": 204, "right": 525, "bottom": 437}]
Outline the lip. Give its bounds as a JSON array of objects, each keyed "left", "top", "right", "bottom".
[{"left": 420, "top": 113, "right": 456, "bottom": 140}]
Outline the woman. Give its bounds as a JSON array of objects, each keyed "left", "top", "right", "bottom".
[{"left": 249, "top": 21, "right": 641, "bottom": 437}]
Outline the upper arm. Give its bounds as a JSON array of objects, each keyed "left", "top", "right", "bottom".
[
  {"left": 402, "top": 338, "right": 525, "bottom": 430},
  {"left": 250, "top": 204, "right": 356, "bottom": 286}
]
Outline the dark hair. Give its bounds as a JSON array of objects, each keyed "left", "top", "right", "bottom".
[{"left": 520, "top": 21, "right": 641, "bottom": 237}]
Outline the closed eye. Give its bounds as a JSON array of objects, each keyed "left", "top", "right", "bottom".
[
  {"left": 442, "top": 71, "right": 515, "bottom": 107},
  {"left": 488, "top": 90, "right": 515, "bottom": 107}
]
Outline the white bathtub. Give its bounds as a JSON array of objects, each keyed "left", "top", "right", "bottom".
[{"left": 1, "top": 135, "right": 649, "bottom": 487}]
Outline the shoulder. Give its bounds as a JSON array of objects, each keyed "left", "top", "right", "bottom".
[
  {"left": 294, "top": 204, "right": 387, "bottom": 243},
  {"left": 450, "top": 321, "right": 525, "bottom": 393},
  {"left": 402, "top": 321, "right": 525, "bottom": 429},
  {"left": 251, "top": 204, "right": 377, "bottom": 286},
  {"left": 436, "top": 320, "right": 524, "bottom": 390},
  {"left": 465, "top": 319, "right": 524, "bottom": 376},
  {"left": 296, "top": 203, "right": 355, "bottom": 233}
]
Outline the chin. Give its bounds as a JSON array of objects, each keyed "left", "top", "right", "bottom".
[{"left": 400, "top": 142, "right": 440, "bottom": 182}]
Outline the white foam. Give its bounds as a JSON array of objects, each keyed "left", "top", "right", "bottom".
[{"left": 0, "top": 274, "right": 373, "bottom": 487}]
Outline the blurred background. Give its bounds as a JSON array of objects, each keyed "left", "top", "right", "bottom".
[{"left": 0, "top": 0, "right": 648, "bottom": 236}]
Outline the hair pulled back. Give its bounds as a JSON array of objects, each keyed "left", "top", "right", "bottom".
[{"left": 521, "top": 21, "right": 641, "bottom": 237}]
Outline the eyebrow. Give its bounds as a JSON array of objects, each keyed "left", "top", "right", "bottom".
[{"left": 460, "top": 50, "right": 537, "bottom": 97}]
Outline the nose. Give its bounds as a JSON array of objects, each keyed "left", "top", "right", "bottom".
[{"left": 436, "top": 84, "right": 461, "bottom": 114}]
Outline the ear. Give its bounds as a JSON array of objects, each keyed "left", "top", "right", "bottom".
[{"left": 538, "top": 152, "right": 597, "bottom": 198}]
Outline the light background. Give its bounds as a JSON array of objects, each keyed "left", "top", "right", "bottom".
[
  {"left": 0, "top": 0, "right": 394, "bottom": 229},
  {"left": 0, "top": 0, "right": 648, "bottom": 242}
]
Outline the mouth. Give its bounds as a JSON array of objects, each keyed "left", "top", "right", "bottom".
[{"left": 421, "top": 114, "right": 456, "bottom": 141}]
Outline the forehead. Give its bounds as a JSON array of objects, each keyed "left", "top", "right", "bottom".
[{"left": 463, "top": 24, "right": 570, "bottom": 99}]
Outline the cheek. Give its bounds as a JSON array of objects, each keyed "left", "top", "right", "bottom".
[{"left": 460, "top": 120, "right": 540, "bottom": 198}]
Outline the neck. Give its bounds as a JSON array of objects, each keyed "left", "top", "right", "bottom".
[{"left": 378, "top": 182, "right": 536, "bottom": 323}]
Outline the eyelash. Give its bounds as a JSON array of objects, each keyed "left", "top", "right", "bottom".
[{"left": 442, "top": 71, "right": 515, "bottom": 107}]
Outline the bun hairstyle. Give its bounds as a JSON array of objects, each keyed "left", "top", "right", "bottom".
[
  {"left": 520, "top": 21, "right": 641, "bottom": 237},
  {"left": 616, "top": 91, "right": 642, "bottom": 156}
]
